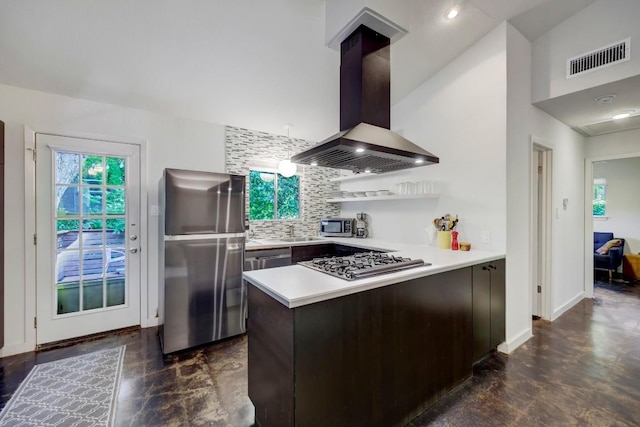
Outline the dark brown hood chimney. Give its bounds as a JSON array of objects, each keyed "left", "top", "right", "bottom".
[
  {"left": 340, "top": 25, "right": 390, "bottom": 130},
  {"left": 291, "top": 25, "right": 438, "bottom": 174}
]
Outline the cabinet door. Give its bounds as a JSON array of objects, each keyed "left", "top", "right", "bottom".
[
  {"left": 472, "top": 264, "right": 491, "bottom": 361},
  {"left": 489, "top": 259, "right": 506, "bottom": 349}
]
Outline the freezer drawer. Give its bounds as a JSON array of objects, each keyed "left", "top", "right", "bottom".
[{"left": 160, "top": 236, "right": 245, "bottom": 354}]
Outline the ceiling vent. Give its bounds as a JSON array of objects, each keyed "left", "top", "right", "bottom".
[{"left": 566, "top": 38, "right": 630, "bottom": 79}]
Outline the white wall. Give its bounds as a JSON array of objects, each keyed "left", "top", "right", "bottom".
[
  {"left": 593, "top": 157, "right": 640, "bottom": 253},
  {"left": 585, "top": 127, "right": 640, "bottom": 158},
  {"left": 532, "top": 0, "right": 640, "bottom": 103},
  {"left": 506, "top": 25, "right": 586, "bottom": 350},
  {"left": 343, "top": 24, "right": 508, "bottom": 253},
  {"left": 0, "top": 83, "right": 226, "bottom": 357}
]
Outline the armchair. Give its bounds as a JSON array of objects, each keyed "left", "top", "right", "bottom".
[{"left": 594, "top": 232, "right": 625, "bottom": 280}]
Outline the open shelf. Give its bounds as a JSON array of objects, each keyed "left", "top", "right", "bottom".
[
  {"left": 326, "top": 194, "right": 440, "bottom": 203},
  {"left": 329, "top": 173, "right": 379, "bottom": 183}
]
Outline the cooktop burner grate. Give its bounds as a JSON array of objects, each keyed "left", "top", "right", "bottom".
[{"left": 298, "top": 252, "right": 429, "bottom": 281}]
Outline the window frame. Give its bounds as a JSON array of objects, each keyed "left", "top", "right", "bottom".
[{"left": 248, "top": 167, "right": 301, "bottom": 221}]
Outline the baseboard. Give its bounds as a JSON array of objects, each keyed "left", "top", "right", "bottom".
[
  {"left": 551, "top": 291, "right": 585, "bottom": 321},
  {"left": 498, "top": 327, "right": 533, "bottom": 354},
  {"left": 0, "top": 342, "right": 36, "bottom": 358}
]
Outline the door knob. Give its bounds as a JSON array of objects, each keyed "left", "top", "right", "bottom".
[
  {"left": 130, "top": 234, "right": 138, "bottom": 241},
  {"left": 130, "top": 248, "right": 138, "bottom": 254}
]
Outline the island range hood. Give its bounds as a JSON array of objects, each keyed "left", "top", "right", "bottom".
[{"left": 291, "top": 25, "right": 439, "bottom": 174}]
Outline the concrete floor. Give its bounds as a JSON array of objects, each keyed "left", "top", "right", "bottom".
[{"left": 1, "top": 279, "right": 639, "bottom": 426}]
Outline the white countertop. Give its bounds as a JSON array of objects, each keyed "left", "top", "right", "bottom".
[{"left": 243, "top": 237, "right": 505, "bottom": 308}]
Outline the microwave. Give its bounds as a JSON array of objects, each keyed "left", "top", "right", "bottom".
[{"left": 320, "top": 218, "right": 354, "bottom": 237}]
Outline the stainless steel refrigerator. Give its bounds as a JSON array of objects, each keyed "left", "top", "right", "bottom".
[{"left": 158, "top": 168, "right": 246, "bottom": 354}]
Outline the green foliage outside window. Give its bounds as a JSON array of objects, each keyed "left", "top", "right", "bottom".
[
  {"left": 593, "top": 183, "right": 606, "bottom": 216},
  {"left": 249, "top": 170, "right": 299, "bottom": 220}
]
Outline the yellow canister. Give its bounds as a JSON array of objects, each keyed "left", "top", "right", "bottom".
[{"left": 436, "top": 230, "right": 452, "bottom": 249}]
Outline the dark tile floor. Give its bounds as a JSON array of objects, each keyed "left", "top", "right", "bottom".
[{"left": 1, "top": 278, "right": 639, "bottom": 426}]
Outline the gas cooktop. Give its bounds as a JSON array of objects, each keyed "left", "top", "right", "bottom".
[{"left": 298, "top": 252, "right": 429, "bottom": 281}]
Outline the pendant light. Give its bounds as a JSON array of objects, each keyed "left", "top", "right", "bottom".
[{"left": 278, "top": 124, "right": 298, "bottom": 178}]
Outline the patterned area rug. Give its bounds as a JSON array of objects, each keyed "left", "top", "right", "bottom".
[{"left": 0, "top": 346, "right": 125, "bottom": 426}]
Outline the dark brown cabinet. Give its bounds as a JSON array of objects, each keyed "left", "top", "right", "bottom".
[
  {"left": 472, "top": 259, "right": 505, "bottom": 362},
  {"left": 248, "top": 267, "right": 473, "bottom": 427}
]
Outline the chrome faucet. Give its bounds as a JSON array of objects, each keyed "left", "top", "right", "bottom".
[{"left": 287, "top": 224, "right": 294, "bottom": 237}]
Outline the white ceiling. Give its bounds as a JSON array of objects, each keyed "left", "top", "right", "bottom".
[
  {"left": 0, "top": 0, "right": 614, "bottom": 141},
  {"left": 534, "top": 74, "right": 640, "bottom": 136}
]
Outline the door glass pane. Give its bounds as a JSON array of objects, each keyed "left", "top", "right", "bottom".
[
  {"left": 106, "top": 277, "right": 125, "bottom": 307},
  {"left": 56, "top": 186, "right": 80, "bottom": 216},
  {"left": 57, "top": 283, "right": 79, "bottom": 315},
  {"left": 106, "top": 219, "right": 125, "bottom": 247},
  {"left": 56, "top": 153, "right": 80, "bottom": 184},
  {"left": 56, "top": 220, "right": 80, "bottom": 250},
  {"left": 106, "top": 157, "right": 126, "bottom": 185},
  {"left": 82, "top": 187, "right": 103, "bottom": 215},
  {"left": 106, "top": 245, "right": 125, "bottom": 307},
  {"left": 106, "top": 188, "right": 125, "bottom": 215},
  {"left": 81, "top": 249, "right": 104, "bottom": 281},
  {"left": 82, "top": 155, "right": 104, "bottom": 185},
  {"left": 83, "top": 277, "right": 104, "bottom": 311},
  {"left": 82, "top": 220, "right": 104, "bottom": 247},
  {"left": 56, "top": 249, "right": 79, "bottom": 285},
  {"left": 56, "top": 249, "right": 80, "bottom": 315}
]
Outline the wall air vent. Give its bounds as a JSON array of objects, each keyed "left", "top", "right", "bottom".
[{"left": 566, "top": 38, "right": 630, "bottom": 78}]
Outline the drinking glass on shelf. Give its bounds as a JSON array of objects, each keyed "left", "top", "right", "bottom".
[{"left": 413, "top": 182, "right": 422, "bottom": 195}]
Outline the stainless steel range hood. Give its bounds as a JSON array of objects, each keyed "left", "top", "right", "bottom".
[{"left": 291, "top": 25, "right": 439, "bottom": 174}]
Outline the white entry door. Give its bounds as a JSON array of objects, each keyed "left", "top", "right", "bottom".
[{"left": 35, "top": 134, "right": 141, "bottom": 345}]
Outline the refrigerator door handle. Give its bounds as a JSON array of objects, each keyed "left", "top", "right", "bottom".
[{"left": 164, "top": 233, "right": 246, "bottom": 242}]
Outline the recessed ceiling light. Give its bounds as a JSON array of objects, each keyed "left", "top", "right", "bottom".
[
  {"left": 445, "top": 6, "right": 460, "bottom": 20},
  {"left": 364, "top": 169, "right": 371, "bottom": 173},
  {"left": 595, "top": 95, "right": 616, "bottom": 105},
  {"left": 415, "top": 159, "right": 424, "bottom": 164},
  {"left": 355, "top": 148, "right": 365, "bottom": 153},
  {"left": 310, "top": 161, "right": 318, "bottom": 166},
  {"left": 612, "top": 110, "right": 634, "bottom": 120}
]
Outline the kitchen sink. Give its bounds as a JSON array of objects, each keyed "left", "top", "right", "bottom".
[{"left": 280, "top": 237, "right": 324, "bottom": 242}]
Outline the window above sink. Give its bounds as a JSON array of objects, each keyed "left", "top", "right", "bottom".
[{"left": 249, "top": 169, "right": 300, "bottom": 221}]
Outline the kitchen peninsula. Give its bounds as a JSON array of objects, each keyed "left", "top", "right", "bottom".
[{"left": 243, "top": 238, "right": 505, "bottom": 427}]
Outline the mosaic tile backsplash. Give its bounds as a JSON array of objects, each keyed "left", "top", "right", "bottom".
[{"left": 225, "top": 126, "right": 340, "bottom": 239}]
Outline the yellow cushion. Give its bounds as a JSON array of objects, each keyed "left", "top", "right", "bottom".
[{"left": 596, "top": 239, "right": 622, "bottom": 255}]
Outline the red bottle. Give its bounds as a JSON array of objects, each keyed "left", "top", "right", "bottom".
[{"left": 451, "top": 231, "right": 459, "bottom": 250}]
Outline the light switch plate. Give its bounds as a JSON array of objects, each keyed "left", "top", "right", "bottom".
[
  {"left": 481, "top": 230, "right": 491, "bottom": 243},
  {"left": 150, "top": 205, "right": 160, "bottom": 216}
]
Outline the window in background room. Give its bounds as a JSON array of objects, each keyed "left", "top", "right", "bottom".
[
  {"left": 249, "top": 169, "right": 300, "bottom": 220},
  {"left": 593, "top": 178, "right": 607, "bottom": 217}
]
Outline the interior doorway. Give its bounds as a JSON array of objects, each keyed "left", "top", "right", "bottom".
[
  {"left": 531, "top": 138, "right": 552, "bottom": 319},
  {"left": 584, "top": 153, "right": 640, "bottom": 297}
]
